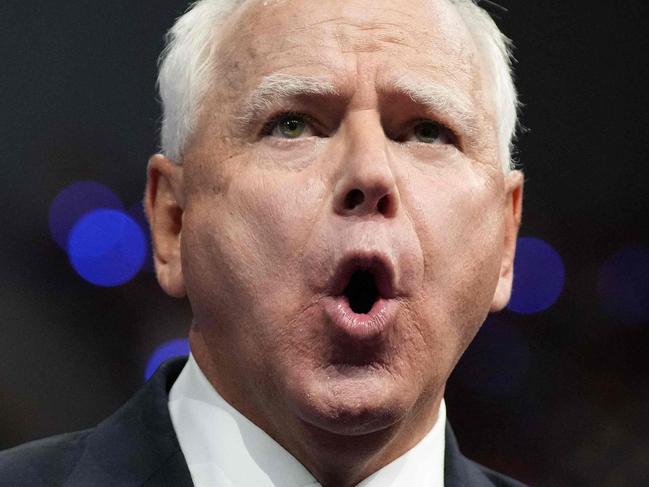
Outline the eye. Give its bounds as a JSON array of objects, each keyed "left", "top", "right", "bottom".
[
  {"left": 403, "top": 120, "right": 455, "bottom": 145},
  {"left": 263, "top": 112, "right": 316, "bottom": 139},
  {"left": 414, "top": 121, "right": 441, "bottom": 142}
]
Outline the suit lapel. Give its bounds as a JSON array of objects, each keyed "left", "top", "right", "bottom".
[
  {"left": 444, "top": 423, "right": 494, "bottom": 487},
  {"left": 142, "top": 449, "right": 194, "bottom": 487}
]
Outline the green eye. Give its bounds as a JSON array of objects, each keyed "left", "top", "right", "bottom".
[
  {"left": 413, "top": 121, "right": 441, "bottom": 143},
  {"left": 277, "top": 115, "right": 307, "bottom": 139}
]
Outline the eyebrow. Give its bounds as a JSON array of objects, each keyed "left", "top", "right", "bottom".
[
  {"left": 236, "top": 72, "right": 479, "bottom": 138},
  {"left": 237, "top": 73, "right": 338, "bottom": 130},
  {"left": 389, "top": 75, "right": 479, "bottom": 137}
]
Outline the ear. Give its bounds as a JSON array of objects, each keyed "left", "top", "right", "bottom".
[
  {"left": 144, "top": 154, "right": 186, "bottom": 298},
  {"left": 490, "top": 170, "right": 524, "bottom": 312}
]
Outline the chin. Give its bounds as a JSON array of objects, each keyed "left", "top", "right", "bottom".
[{"left": 286, "top": 362, "right": 412, "bottom": 437}]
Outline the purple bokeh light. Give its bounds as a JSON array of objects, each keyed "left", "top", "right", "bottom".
[
  {"left": 67, "top": 209, "right": 146, "bottom": 287},
  {"left": 598, "top": 245, "right": 649, "bottom": 325},
  {"left": 145, "top": 338, "right": 190, "bottom": 381},
  {"left": 508, "top": 237, "right": 565, "bottom": 314},
  {"left": 49, "top": 181, "right": 124, "bottom": 250}
]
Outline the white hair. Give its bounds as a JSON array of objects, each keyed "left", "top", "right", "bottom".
[
  {"left": 448, "top": 0, "right": 519, "bottom": 172},
  {"left": 158, "top": 0, "right": 518, "bottom": 172}
]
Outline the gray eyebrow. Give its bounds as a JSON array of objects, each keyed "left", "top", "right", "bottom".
[
  {"left": 389, "top": 75, "right": 479, "bottom": 137},
  {"left": 237, "top": 73, "right": 339, "bottom": 130},
  {"left": 235, "top": 72, "right": 479, "bottom": 138}
]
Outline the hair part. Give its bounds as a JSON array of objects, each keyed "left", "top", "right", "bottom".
[{"left": 157, "top": 0, "right": 518, "bottom": 172}]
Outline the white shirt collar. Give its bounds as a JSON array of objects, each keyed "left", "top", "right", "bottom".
[{"left": 168, "top": 354, "right": 446, "bottom": 487}]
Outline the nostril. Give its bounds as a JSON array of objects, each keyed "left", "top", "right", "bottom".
[
  {"left": 344, "top": 189, "right": 365, "bottom": 210},
  {"left": 377, "top": 194, "right": 391, "bottom": 215}
]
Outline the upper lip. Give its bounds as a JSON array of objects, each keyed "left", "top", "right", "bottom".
[{"left": 328, "top": 252, "right": 397, "bottom": 299}]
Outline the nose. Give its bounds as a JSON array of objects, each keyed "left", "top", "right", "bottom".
[{"left": 333, "top": 121, "right": 399, "bottom": 218}]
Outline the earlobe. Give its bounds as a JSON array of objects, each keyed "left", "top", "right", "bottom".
[
  {"left": 490, "top": 170, "right": 524, "bottom": 312},
  {"left": 145, "top": 154, "right": 187, "bottom": 298}
]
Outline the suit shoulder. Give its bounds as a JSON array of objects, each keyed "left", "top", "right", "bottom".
[{"left": 0, "top": 429, "right": 92, "bottom": 487}]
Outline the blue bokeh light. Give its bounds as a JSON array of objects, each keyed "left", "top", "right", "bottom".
[
  {"left": 49, "top": 181, "right": 124, "bottom": 250},
  {"left": 128, "top": 201, "right": 154, "bottom": 273},
  {"left": 454, "top": 317, "right": 530, "bottom": 397},
  {"left": 68, "top": 209, "right": 146, "bottom": 287},
  {"left": 508, "top": 237, "right": 565, "bottom": 314},
  {"left": 145, "top": 338, "right": 190, "bottom": 381},
  {"left": 598, "top": 245, "right": 649, "bottom": 325}
]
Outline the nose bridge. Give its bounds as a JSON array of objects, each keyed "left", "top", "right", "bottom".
[{"left": 333, "top": 111, "right": 399, "bottom": 218}]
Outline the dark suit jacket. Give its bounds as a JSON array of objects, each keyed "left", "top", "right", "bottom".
[{"left": 0, "top": 358, "right": 526, "bottom": 486}]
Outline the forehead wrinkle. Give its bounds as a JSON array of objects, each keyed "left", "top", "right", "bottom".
[
  {"left": 236, "top": 73, "right": 339, "bottom": 130},
  {"left": 330, "top": 19, "right": 419, "bottom": 54},
  {"left": 388, "top": 75, "right": 479, "bottom": 138}
]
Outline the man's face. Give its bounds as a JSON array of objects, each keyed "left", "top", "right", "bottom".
[{"left": 153, "top": 0, "right": 522, "bottom": 442}]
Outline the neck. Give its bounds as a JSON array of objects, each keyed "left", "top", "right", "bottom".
[{"left": 291, "top": 398, "right": 442, "bottom": 487}]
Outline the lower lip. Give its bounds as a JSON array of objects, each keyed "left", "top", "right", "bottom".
[{"left": 322, "top": 296, "right": 398, "bottom": 339}]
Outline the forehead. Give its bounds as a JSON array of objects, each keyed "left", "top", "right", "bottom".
[{"left": 217, "top": 0, "right": 485, "bottom": 100}]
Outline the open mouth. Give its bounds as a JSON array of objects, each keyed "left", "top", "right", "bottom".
[
  {"left": 322, "top": 253, "right": 398, "bottom": 339},
  {"left": 322, "top": 252, "right": 400, "bottom": 342},
  {"left": 343, "top": 270, "right": 379, "bottom": 314}
]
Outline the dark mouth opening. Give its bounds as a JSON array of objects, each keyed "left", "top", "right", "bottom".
[{"left": 344, "top": 270, "right": 379, "bottom": 314}]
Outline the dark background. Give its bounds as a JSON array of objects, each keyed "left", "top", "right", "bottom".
[{"left": 1, "top": 1, "right": 648, "bottom": 485}]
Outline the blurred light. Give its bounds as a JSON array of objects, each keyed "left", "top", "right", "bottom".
[
  {"left": 128, "top": 201, "right": 153, "bottom": 273},
  {"left": 508, "top": 237, "right": 565, "bottom": 314},
  {"left": 49, "top": 181, "right": 124, "bottom": 250},
  {"left": 145, "top": 338, "right": 190, "bottom": 380},
  {"left": 68, "top": 209, "right": 146, "bottom": 287},
  {"left": 598, "top": 245, "right": 649, "bottom": 325},
  {"left": 454, "top": 317, "right": 530, "bottom": 397}
]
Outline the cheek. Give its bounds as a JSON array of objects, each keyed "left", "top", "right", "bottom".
[
  {"left": 405, "top": 164, "right": 505, "bottom": 346},
  {"left": 412, "top": 164, "right": 502, "bottom": 270},
  {"left": 182, "top": 168, "right": 329, "bottom": 327},
  {"left": 233, "top": 170, "right": 329, "bottom": 275}
]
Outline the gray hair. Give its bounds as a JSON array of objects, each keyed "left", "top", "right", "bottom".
[{"left": 158, "top": 0, "right": 518, "bottom": 172}]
